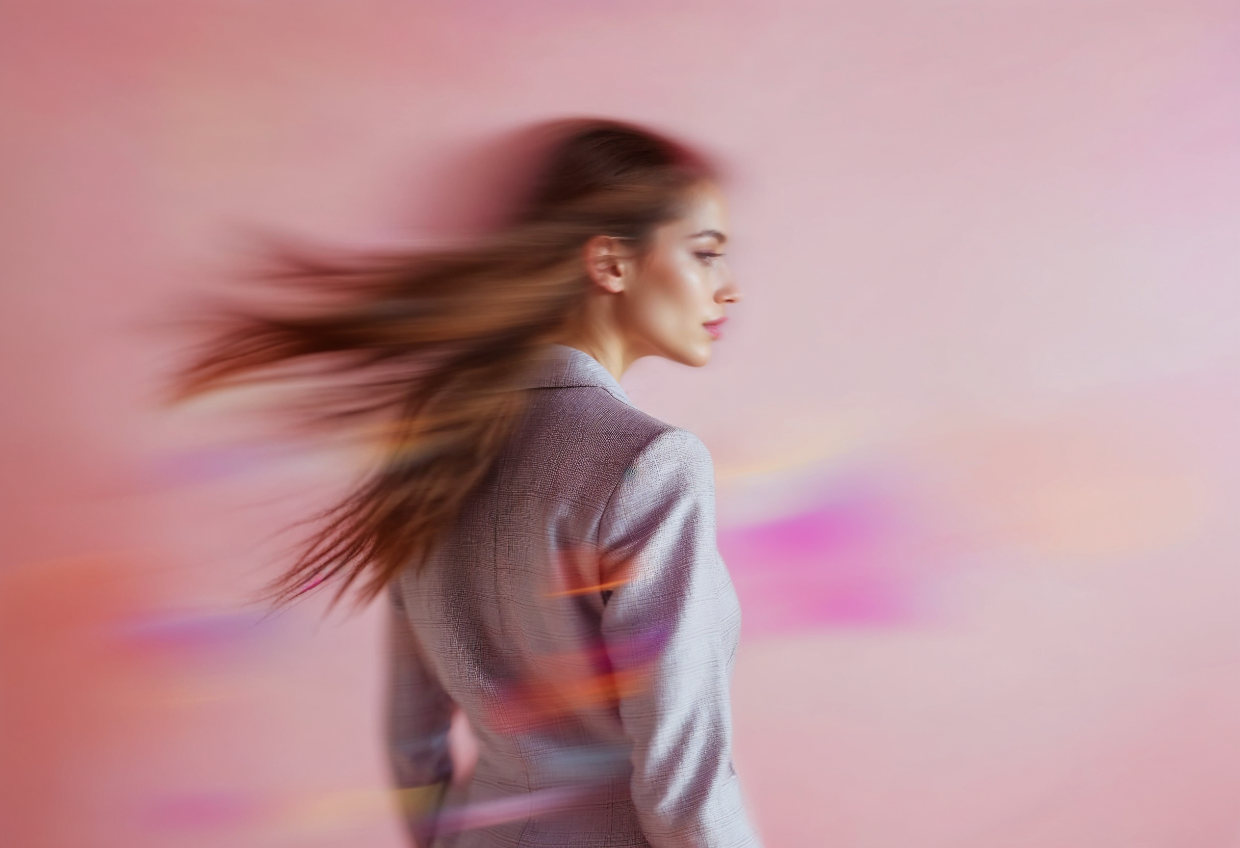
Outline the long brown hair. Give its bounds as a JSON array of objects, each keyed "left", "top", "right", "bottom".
[{"left": 167, "top": 118, "right": 717, "bottom": 609}]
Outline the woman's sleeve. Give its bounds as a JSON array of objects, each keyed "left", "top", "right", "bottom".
[
  {"left": 597, "top": 428, "right": 763, "bottom": 848},
  {"left": 386, "top": 586, "right": 455, "bottom": 847}
]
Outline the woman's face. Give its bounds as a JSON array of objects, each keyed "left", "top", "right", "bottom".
[{"left": 618, "top": 180, "right": 740, "bottom": 368}]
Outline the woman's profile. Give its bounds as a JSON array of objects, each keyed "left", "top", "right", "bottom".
[{"left": 169, "top": 119, "right": 763, "bottom": 847}]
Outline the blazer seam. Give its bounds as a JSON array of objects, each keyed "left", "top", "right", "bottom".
[{"left": 593, "top": 425, "right": 679, "bottom": 577}]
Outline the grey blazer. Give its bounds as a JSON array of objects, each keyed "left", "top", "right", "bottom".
[{"left": 387, "top": 343, "right": 762, "bottom": 848}]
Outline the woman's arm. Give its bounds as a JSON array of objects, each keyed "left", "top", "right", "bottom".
[
  {"left": 597, "top": 428, "right": 763, "bottom": 848},
  {"left": 386, "top": 586, "right": 455, "bottom": 847}
]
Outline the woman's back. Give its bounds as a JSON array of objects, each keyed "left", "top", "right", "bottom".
[{"left": 389, "top": 344, "right": 760, "bottom": 847}]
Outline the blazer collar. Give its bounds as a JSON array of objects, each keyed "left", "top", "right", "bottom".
[{"left": 524, "top": 344, "right": 635, "bottom": 408}]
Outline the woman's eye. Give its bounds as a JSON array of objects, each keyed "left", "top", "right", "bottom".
[{"left": 695, "top": 251, "right": 725, "bottom": 264}]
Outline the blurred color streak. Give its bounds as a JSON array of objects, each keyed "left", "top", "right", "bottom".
[
  {"left": 720, "top": 468, "right": 942, "bottom": 634},
  {"left": 426, "top": 784, "right": 600, "bottom": 836},
  {"left": 142, "top": 791, "right": 270, "bottom": 832},
  {"left": 110, "top": 607, "right": 277, "bottom": 659},
  {"left": 901, "top": 403, "right": 1222, "bottom": 566},
  {"left": 144, "top": 442, "right": 297, "bottom": 487}
]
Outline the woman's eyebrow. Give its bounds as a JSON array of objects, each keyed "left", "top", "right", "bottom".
[{"left": 688, "top": 229, "right": 727, "bottom": 243}]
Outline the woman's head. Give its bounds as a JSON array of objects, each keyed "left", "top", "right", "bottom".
[
  {"left": 168, "top": 118, "right": 736, "bottom": 607},
  {"left": 576, "top": 178, "right": 737, "bottom": 370},
  {"left": 516, "top": 120, "right": 739, "bottom": 373}
]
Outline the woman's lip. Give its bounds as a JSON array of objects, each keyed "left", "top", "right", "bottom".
[{"left": 703, "top": 318, "right": 726, "bottom": 339}]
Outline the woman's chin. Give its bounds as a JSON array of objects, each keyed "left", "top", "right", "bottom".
[
  {"left": 680, "top": 343, "right": 712, "bottom": 368},
  {"left": 651, "top": 338, "right": 711, "bottom": 368}
]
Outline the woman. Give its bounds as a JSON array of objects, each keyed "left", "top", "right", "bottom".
[{"left": 170, "top": 119, "right": 762, "bottom": 847}]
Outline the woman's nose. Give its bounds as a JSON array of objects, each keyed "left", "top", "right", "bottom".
[{"left": 718, "top": 273, "right": 742, "bottom": 304}]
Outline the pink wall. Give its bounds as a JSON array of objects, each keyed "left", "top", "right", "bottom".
[{"left": 3, "top": 2, "right": 1239, "bottom": 846}]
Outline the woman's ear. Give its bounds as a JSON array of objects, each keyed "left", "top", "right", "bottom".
[{"left": 582, "top": 235, "right": 630, "bottom": 294}]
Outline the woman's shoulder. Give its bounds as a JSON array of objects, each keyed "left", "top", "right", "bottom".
[
  {"left": 500, "top": 388, "right": 714, "bottom": 524},
  {"left": 528, "top": 383, "right": 708, "bottom": 465},
  {"left": 617, "top": 424, "right": 715, "bottom": 498}
]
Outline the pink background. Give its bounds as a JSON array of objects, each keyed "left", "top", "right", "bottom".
[{"left": 3, "top": 1, "right": 1239, "bottom": 846}]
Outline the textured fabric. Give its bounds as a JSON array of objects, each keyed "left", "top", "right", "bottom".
[{"left": 387, "top": 344, "right": 762, "bottom": 848}]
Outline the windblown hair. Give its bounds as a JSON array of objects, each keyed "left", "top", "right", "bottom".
[{"left": 167, "top": 119, "right": 716, "bottom": 609}]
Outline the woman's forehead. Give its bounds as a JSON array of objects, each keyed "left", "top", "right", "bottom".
[{"left": 673, "top": 182, "right": 730, "bottom": 237}]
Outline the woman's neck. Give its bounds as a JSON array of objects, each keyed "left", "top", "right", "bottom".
[{"left": 551, "top": 304, "right": 641, "bottom": 380}]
